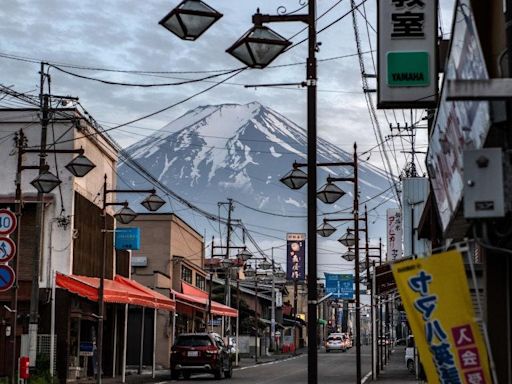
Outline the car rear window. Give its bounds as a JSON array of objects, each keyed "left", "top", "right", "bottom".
[
  {"left": 175, "top": 336, "right": 212, "bottom": 347},
  {"left": 328, "top": 336, "right": 342, "bottom": 341}
]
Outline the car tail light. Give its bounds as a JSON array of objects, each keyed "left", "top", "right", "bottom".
[{"left": 205, "top": 345, "right": 219, "bottom": 356}]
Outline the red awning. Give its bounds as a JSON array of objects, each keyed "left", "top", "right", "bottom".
[
  {"left": 172, "top": 282, "right": 238, "bottom": 318},
  {"left": 56, "top": 273, "right": 175, "bottom": 311},
  {"left": 115, "top": 275, "right": 175, "bottom": 311}
]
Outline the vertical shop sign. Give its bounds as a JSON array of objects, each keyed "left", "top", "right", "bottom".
[
  {"left": 378, "top": 0, "right": 438, "bottom": 108},
  {"left": 286, "top": 233, "right": 305, "bottom": 281},
  {"left": 392, "top": 250, "right": 492, "bottom": 383},
  {"left": 387, "top": 208, "right": 403, "bottom": 261}
]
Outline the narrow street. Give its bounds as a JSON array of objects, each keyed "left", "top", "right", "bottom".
[{"left": 158, "top": 346, "right": 372, "bottom": 384}]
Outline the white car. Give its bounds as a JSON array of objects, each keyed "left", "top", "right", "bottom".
[{"left": 325, "top": 333, "right": 347, "bottom": 353}]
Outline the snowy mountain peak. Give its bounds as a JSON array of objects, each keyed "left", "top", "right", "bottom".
[{"left": 119, "top": 102, "right": 393, "bottom": 216}]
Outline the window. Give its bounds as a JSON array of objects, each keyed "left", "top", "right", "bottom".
[
  {"left": 181, "top": 265, "right": 192, "bottom": 284},
  {"left": 196, "top": 274, "right": 206, "bottom": 291}
]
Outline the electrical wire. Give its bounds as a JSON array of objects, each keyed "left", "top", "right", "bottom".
[{"left": 49, "top": 64, "right": 245, "bottom": 88}]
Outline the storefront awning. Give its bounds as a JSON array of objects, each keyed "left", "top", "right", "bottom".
[
  {"left": 171, "top": 282, "right": 238, "bottom": 318},
  {"left": 56, "top": 273, "right": 175, "bottom": 311}
]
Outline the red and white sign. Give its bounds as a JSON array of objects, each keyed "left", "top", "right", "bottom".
[
  {"left": 0, "top": 209, "right": 17, "bottom": 236},
  {"left": 0, "top": 237, "right": 16, "bottom": 263}
]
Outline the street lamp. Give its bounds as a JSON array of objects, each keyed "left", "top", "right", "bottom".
[
  {"left": 244, "top": 264, "right": 255, "bottom": 277},
  {"left": 140, "top": 193, "right": 166, "bottom": 212},
  {"left": 238, "top": 248, "right": 253, "bottom": 262},
  {"left": 226, "top": 21, "right": 291, "bottom": 68},
  {"left": 316, "top": 222, "right": 336, "bottom": 238},
  {"left": 162, "top": 2, "right": 318, "bottom": 382},
  {"left": 338, "top": 231, "right": 356, "bottom": 247},
  {"left": 97, "top": 175, "right": 165, "bottom": 384},
  {"left": 342, "top": 250, "right": 356, "bottom": 262},
  {"left": 159, "top": 0, "right": 223, "bottom": 41},
  {"left": 30, "top": 170, "right": 61, "bottom": 194},
  {"left": 316, "top": 181, "right": 346, "bottom": 204},
  {"left": 113, "top": 204, "right": 138, "bottom": 225},
  {"left": 279, "top": 167, "right": 308, "bottom": 190},
  {"left": 258, "top": 259, "right": 272, "bottom": 270},
  {"left": 65, "top": 153, "right": 96, "bottom": 177},
  {"left": 11, "top": 127, "right": 96, "bottom": 382}
]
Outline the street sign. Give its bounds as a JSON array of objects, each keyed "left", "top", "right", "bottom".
[
  {"left": 0, "top": 209, "right": 17, "bottom": 236},
  {"left": 0, "top": 237, "right": 16, "bottom": 263},
  {"left": 0, "top": 265, "right": 15, "bottom": 292}
]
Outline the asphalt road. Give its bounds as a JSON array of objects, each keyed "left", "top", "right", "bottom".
[{"left": 158, "top": 346, "right": 372, "bottom": 384}]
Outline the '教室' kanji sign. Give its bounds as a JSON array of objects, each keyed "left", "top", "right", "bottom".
[
  {"left": 392, "top": 251, "right": 492, "bottom": 384},
  {"left": 378, "top": 0, "right": 438, "bottom": 108}
]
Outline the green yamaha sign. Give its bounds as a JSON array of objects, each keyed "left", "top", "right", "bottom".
[{"left": 387, "top": 51, "right": 430, "bottom": 87}]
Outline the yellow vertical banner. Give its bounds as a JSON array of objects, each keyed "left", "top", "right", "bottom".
[{"left": 392, "top": 250, "right": 492, "bottom": 384}]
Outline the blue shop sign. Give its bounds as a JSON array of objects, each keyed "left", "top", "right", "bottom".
[{"left": 115, "top": 227, "right": 140, "bottom": 250}]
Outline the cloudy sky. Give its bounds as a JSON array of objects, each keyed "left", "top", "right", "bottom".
[
  {"left": 1, "top": 1, "right": 454, "bottom": 158},
  {"left": 0, "top": 1, "right": 455, "bottom": 274}
]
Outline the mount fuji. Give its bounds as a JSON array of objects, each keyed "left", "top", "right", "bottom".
[{"left": 117, "top": 102, "right": 397, "bottom": 270}]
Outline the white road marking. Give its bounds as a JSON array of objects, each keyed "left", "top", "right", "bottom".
[
  {"left": 361, "top": 370, "right": 373, "bottom": 383},
  {"left": 237, "top": 354, "right": 305, "bottom": 370}
]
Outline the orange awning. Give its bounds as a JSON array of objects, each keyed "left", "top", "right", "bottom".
[
  {"left": 172, "top": 282, "right": 238, "bottom": 318},
  {"left": 115, "top": 275, "right": 175, "bottom": 311},
  {"left": 56, "top": 273, "right": 175, "bottom": 311}
]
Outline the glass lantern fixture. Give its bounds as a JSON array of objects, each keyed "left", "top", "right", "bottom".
[
  {"left": 280, "top": 168, "right": 308, "bottom": 190},
  {"left": 141, "top": 192, "right": 166, "bottom": 212},
  {"left": 159, "top": 0, "right": 223, "bottom": 41},
  {"left": 65, "top": 154, "right": 96, "bottom": 177},
  {"left": 226, "top": 24, "right": 291, "bottom": 69},
  {"left": 342, "top": 250, "right": 356, "bottom": 262},
  {"left": 30, "top": 170, "right": 62, "bottom": 194},
  {"left": 238, "top": 248, "right": 253, "bottom": 262},
  {"left": 317, "top": 222, "right": 336, "bottom": 237},
  {"left": 338, "top": 231, "right": 356, "bottom": 247},
  {"left": 316, "top": 181, "right": 346, "bottom": 204},
  {"left": 114, "top": 205, "right": 138, "bottom": 224}
]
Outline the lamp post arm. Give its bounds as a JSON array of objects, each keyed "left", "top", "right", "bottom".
[
  {"left": 293, "top": 161, "right": 355, "bottom": 168},
  {"left": 252, "top": 12, "right": 309, "bottom": 25},
  {"left": 105, "top": 188, "right": 156, "bottom": 195},
  {"left": 327, "top": 176, "right": 355, "bottom": 183},
  {"left": 22, "top": 148, "right": 84, "bottom": 155}
]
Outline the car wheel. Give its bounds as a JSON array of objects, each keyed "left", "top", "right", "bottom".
[
  {"left": 183, "top": 372, "right": 191, "bottom": 380},
  {"left": 224, "top": 361, "right": 233, "bottom": 379},
  {"left": 214, "top": 360, "right": 224, "bottom": 380},
  {"left": 407, "top": 360, "right": 415, "bottom": 374},
  {"left": 326, "top": 349, "right": 330, "bottom": 353},
  {"left": 171, "top": 370, "right": 180, "bottom": 380}
]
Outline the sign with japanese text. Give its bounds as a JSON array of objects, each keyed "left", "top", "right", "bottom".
[
  {"left": 392, "top": 251, "right": 492, "bottom": 384},
  {"left": 325, "top": 273, "right": 354, "bottom": 300},
  {"left": 115, "top": 227, "right": 140, "bottom": 250},
  {"left": 386, "top": 208, "right": 402, "bottom": 261},
  {"left": 286, "top": 233, "right": 305, "bottom": 281},
  {"left": 378, "top": 0, "right": 438, "bottom": 108},
  {"left": 426, "top": 0, "right": 490, "bottom": 235}
]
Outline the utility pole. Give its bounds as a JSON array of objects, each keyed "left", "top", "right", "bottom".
[
  {"left": 225, "top": 199, "right": 233, "bottom": 336},
  {"left": 270, "top": 248, "right": 276, "bottom": 352},
  {"left": 28, "top": 63, "right": 49, "bottom": 369}
]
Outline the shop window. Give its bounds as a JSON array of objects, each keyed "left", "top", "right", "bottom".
[
  {"left": 182, "top": 266, "right": 192, "bottom": 284},
  {"left": 196, "top": 274, "right": 206, "bottom": 291}
]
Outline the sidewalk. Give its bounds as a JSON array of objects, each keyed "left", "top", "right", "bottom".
[{"left": 367, "top": 346, "right": 422, "bottom": 383}]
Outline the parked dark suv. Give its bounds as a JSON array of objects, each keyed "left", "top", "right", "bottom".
[{"left": 170, "top": 333, "right": 233, "bottom": 380}]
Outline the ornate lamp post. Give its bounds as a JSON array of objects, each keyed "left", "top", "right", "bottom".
[
  {"left": 286, "top": 143, "right": 362, "bottom": 383},
  {"left": 161, "top": 1, "right": 319, "bottom": 381},
  {"left": 96, "top": 175, "right": 165, "bottom": 384},
  {"left": 11, "top": 129, "right": 95, "bottom": 383}
]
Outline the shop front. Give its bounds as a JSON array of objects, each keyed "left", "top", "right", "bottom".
[{"left": 55, "top": 273, "right": 175, "bottom": 382}]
